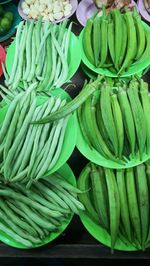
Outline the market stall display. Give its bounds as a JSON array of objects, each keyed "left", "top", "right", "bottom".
[{"left": 1, "top": 0, "right": 150, "bottom": 258}]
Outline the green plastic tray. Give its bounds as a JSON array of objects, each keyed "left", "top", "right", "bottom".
[
  {"left": 6, "top": 30, "right": 81, "bottom": 85},
  {"left": 76, "top": 113, "right": 150, "bottom": 169},
  {"left": 0, "top": 163, "right": 76, "bottom": 249},
  {"left": 0, "top": 88, "right": 77, "bottom": 175},
  {"left": 79, "top": 21, "right": 150, "bottom": 78}
]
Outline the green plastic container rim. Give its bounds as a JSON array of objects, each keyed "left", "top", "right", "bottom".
[
  {"left": 0, "top": 163, "right": 76, "bottom": 249},
  {"left": 79, "top": 21, "right": 150, "bottom": 78}
]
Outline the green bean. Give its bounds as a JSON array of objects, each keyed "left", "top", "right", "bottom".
[
  {"left": 0, "top": 221, "right": 32, "bottom": 247},
  {"left": 0, "top": 93, "right": 23, "bottom": 144},
  {"left": 48, "top": 116, "right": 69, "bottom": 170},
  {"left": 35, "top": 182, "right": 70, "bottom": 210},
  {"left": 11, "top": 102, "right": 48, "bottom": 179},
  {"left": 0, "top": 204, "right": 40, "bottom": 243},
  {"left": 53, "top": 21, "right": 68, "bottom": 84},
  {"left": 29, "top": 98, "right": 63, "bottom": 179},
  {"left": 43, "top": 173, "right": 82, "bottom": 194},
  {"left": 12, "top": 22, "right": 28, "bottom": 90},
  {"left": 51, "top": 186, "right": 78, "bottom": 214},
  {"left": 14, "top": 200, "right": 57, "bottom": 230},
  {"left": 55, "top": 22, "right": 72, "bottom": 87},
  {"left": 37, "top": 97, "right": 55, "bottom": 155},
  {"left": 43, "top": 25, "right": 57, "bottom": 91},
  {"left": 27, "top": 27, "right": 36, "bottom": 82},
  {"left": 11, "top": 167, "right": 29, "bottom": 183},
  {"left": 4, "top": 97, "right": 37, "bottom": 180},
  {"left": 8, "top": 21, "right": 24, "bottom": 85},
  {"left": 0, "top": 187, "right": 62, "bottom": 218},
  {"left": 7, "top": 200, "right": 45, "bottom": 239},
  {"left": 23, "top": 20, "right": 34, "bottom": 80},
  {"left": 0, "top": 200, "right": 37, "bottom": 236},
  {"left": 4, "top": 104, "right": 20, "bottom": 162},
  {"left": 36, "top": 23, "right": 51, "bottom": 65},
  {"left": 35, "top": 119, "right": 64, "bottom": 181}
]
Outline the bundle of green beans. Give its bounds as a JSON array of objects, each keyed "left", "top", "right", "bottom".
[
  {"left": 75, "top": 76, "right": 150, "bottom": 165},
  {"left": 5, "top": 18, "right": 72, "bottom": 91},
  {"left": 0, "top": 171, "right": 84, "bottom": 247},
  {"left": 0, "top": 83, "right": 70, "bottom": 187},
  {"left": 83, "top": 6, "right": 150, "bottom": 74},
  {"left": 78, "top": 161, "right": 150, "bottom": 251}
]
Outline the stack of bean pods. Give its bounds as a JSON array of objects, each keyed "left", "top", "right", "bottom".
[
  {"left": 0, "top": 171, "right": 84, "bottom": 247},
  {"left": 76, "top": 76, "right": 150, "bottom": 165},
  {"left": 78, "top": 161, "right": 150, "bottom": 251},
  {"left": 0, "top": 83, "right": 70, "bottom": 188},
  {"left": 4, "top": 18, "right": 72, "bottom": 91},
  {"left": 82, "top": 7, "right": 150, "bottom": 74}
]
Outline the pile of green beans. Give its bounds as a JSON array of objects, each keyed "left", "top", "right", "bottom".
[
  {"left": 77, "top": 76, "right": 150, "bottom": 164},
  {"left": 78, "top": 161, "right": 150, "bottom": 251},
  {"left": 83, "top": 7, "right": 150, "bottom": 74},
  {"left": 5, "top": 18, "right": 72, "bottom": 91},
  {"left": 0, "top": 171, "right": 84, "bottom": 247},
  {"left": 0, "top": 84, "right": 70, "bottom": 187}
]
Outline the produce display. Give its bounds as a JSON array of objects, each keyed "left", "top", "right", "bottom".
[
  {"left": 21, "top": 0, "right": 72, "bottom": 21},
  {"left": 0, "top": 169, "right": 84, "bottom": 247},
  {"left": 1, "top": 0, "right": 150, "bottom": 256},
  {"left": 5, "top": 19, "right": 72, "bottom": 91},
  {"left": 78, "top": 161, "right": 150, "bottom": 251},
  {"left": 0, "top": 5, "right": 13, "bottom": 35},
  {"left": 0, "top": 84, "right": 73, "bottom": 188},
  {"left": 76, "top": 76, "right": 150, "bottom": 166},
  {"left": 82, "top": 7, "right": 150, "bottom": 75}
]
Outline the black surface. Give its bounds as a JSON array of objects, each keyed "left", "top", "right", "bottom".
[{"left": 1, "top": 0, "right": 150, "bottom": 260}]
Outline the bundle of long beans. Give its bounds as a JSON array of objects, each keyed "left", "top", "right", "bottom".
[
  {"left": 0, "top": 171, "right": 84, "bottom": 247},
  {"left": 0, "top": 84, "right": 70, "bottom": 187},
  {"left": 4, "top": 18, "right": 72, "bottom": 91}
]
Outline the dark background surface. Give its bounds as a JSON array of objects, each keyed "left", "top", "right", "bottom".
[{"left": 1, "top": 0, "right": 150, "bottom": 263}]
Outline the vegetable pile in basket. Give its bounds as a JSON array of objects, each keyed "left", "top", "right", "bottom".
[
  {"left": 77, "top": 76, "right": 150, "bottom": 165},
  {"left": 0, "top": 84, "right": 70, "bottom": 188},
  {"left": 0, "top": 171, "right": 84, "bottom": 247},
  {"left": 82, "top": 7, "right": 150, "bottom": 74},
  {"left": 5, "top": 18, "right": 72, "bottom": 91},
  {"left": 78, "top": 161, "right": 150, "bottom": 251}
]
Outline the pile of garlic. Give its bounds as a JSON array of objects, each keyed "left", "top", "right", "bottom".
[{"left": 21, "top": 0, "right": 72, "bottom": 21}]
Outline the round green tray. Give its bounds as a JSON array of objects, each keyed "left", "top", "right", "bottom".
[
  {"left": 6, "top": 29, "right": 81, "bottom": 85},
  {"left": 78, "top": 164, "right": 138, "bottom": 251},
  {"left": 0, "top": 163, "right": 76, "bottom": 249},
  {"left": 76, "top": 113, "right": 150, "bottom": 169},
  {"left": 0, "top": 88, "right": 77, "bottom": 175},
  {"left": 79, "top": 21, "right": 150, "bottom": 78}
]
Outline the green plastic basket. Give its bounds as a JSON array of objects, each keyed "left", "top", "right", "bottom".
[
  {"left": 79, "top": 21, "right": 150, "bottom": 78},
  {"left": 0, "top": 163, "right": 76, "bottom": 249}
]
